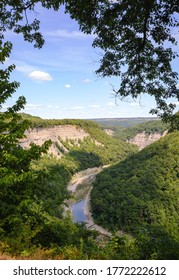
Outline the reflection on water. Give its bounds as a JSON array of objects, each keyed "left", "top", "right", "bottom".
[{"left": 71, "top": 199, "right": 86, "bottom": 223}]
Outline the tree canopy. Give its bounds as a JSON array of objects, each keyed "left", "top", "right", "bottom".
[
  {"left": 65, "top": 0, "right": 179, "bottom": 121},
  {"left": 91, "top": 131, "right": 179, "bottom": 259},
  {"left": 0, "top": 1, "right": 179, "bottom": 260},
  {"left": 1, "top": 0, "right": 179, "bottom": 121}
]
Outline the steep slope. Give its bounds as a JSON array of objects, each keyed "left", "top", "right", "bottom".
[
  {"left": 20, "top": 125, "right": 90, "bottom": 157},
  {"left": 20, "top": 117, "right": 137, "bottom": 170},
  {"left": 127, "top": 131, "right": 167, "bottom": 149},
  {"left": 91, "top": 132, "right": 179, "bottom": 258},
  {"left": 113, "top": 120, "right": 168, "bottom": 149}
]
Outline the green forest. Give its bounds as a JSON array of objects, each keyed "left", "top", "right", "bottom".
[
  {"left": 96, "top": 119, "right": 169, "bottom": 142},
  {"left": 113, "top": 120, "right": 169, "bottom": 141},
  {"left": 1, "top": 0, "right": 179, "bottom": 261},
  {"left": 91, "top": 131, "right": 179, "bottom": 259},
  {"left": 20, "top": 113, "right": 138, "bottom": 168},
  {"left": 0, "top": 108, "right": 138, "bottom": 259},
  {"left": 1, "top": 110, "right": 178, "bottom": 260}
]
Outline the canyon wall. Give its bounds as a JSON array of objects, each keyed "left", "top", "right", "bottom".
[
  {"left": 20, "top": 125, "right": 90, "bottom": 157},
  {"left": 127, "top": 131, "right": 168, "bottom": 150}
]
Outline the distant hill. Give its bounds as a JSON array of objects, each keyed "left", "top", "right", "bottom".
[
  {"left": 91, "top": 131, "right": 179, "bottom": 259},
  {"left": 91, "top": 117, "right": 158, "bottom": 128}
]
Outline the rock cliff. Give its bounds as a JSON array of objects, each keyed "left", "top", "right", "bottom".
[
  {"left": 20, "top": 125, "right": 90, "bottom": 157},
  {"left": 127, "top": 131, "right": 167, "bottom": 150}
]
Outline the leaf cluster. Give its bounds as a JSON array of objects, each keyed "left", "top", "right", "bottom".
[{"left": 65, "top": 0, "right": 179, "bottom": 120}]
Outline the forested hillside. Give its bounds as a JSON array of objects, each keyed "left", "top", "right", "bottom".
[
  {"left": 20, "top": 114, "right": 137, "bottom": 170},
  {"left": 98, "top": 119, "right": 168, "bottom": 150},
  {"left": 113, "top": 120, "right": 169, "bottom": 142},
  {"left": 0, "top": 113, "right": 137, "bottom": 259},
  {"left": 1, "top": 114, "right": 178, "bottom": 259},
  {"left": 91, "top": 131, "right": 179, "bottom": 259},
  {"left": 1, "top": 0, "right": 178, "bottom": 262}
]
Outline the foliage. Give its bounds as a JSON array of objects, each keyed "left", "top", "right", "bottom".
[
  {"left": 168, "top": 112, "right": 179, "bottom": 132},
  {"left": 61, "top": 134, "right": 137, "bottom": 168},
  {"left": 114, "top": 120, "right": 169, "bottom": 141},
  {"left": 0, "top": 44, "right": 137, "bottom": 257},
  {"left": 65, "top": 0, "right": 179, "bottom": 121},
  {"left": 1, "top": 1, "right": 179, "bottom": 121},
  {"left": 0, "top": 39, "right": 66, "bottom": 252},
  {"left": 0, "top": 0, "right": 64, "bottom": 48},
  {"left": 91, "top": 132, "right": 179, "bottom": 259},
  {"left": 1, "top": 1, "right": 179, "bottom": 260},
  {"left": 0, "top": 38, "right": 96, "bottom": 258},
  {"left": 19, "top": 114, "right": 138, "bottom": 168}
]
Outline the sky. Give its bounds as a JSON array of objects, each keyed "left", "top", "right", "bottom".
[{"left": 3, "top": 4, "right": 179, "bottom": 120}]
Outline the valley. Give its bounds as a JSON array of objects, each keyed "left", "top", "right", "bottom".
[{"left": 0, "top": 114, "right": 178, "bottom": 260}]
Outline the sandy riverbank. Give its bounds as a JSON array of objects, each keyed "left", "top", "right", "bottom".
[
  {"left": 67, "top": 167, "right": 112, "bottom": 237},
  {"left": 67, "top": 167, "right": 102, "bottom": 193}
]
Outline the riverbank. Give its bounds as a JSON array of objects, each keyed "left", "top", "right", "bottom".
[
  {"left": 84, "top": 187, "right": 112, "bottom": 237},
  {"left": 67, "top": 167, "right": 103, "bottom": 193},
  {"left": 67, "top": 166, "right": 112, "bottom": 237}
]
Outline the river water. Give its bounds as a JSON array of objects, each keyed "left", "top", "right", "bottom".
[
  {"left": 71, "top": 199, "right": 87, "bottom": 223},
  {"left": 67, "top": 167, "right": 103, "bottom": 223}
]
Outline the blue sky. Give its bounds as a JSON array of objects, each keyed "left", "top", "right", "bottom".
[{"left": 3, "top": 4, "right": 179, "bottom": 119}]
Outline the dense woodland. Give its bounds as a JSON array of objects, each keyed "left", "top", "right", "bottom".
[
  {"left": 113, "top": 120, "right": 169, "bottom": 141},
  {"left": 91, "top": 131, "right": 179, "bottom": 259},
  {"left": 1, "top": 113, "right": 178, "bottom": 259},
  {"left": 1, "top": 0, "right": 179, "bottom": 260},
  {"left": 0, "top": 110, "right": 138, "bottom": 259},
  {"left": 1, "top": 108, "right": 179, "bottom": 259}
]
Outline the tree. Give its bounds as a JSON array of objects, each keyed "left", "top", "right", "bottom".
[
  {"left": 0, "top": 1, "right": 64, "bottom": 49},
  {"left": 0, "top": 37, "right": 51, "bottom": 246},
  {"left": 1, "top": 1, "right": 179, "bottom": 121},
  {"left": 0, "top": 38, "right": 50, "bottom": 190},
  {"left": 64, "top": 0, "right": 179, "bottom": 121}
]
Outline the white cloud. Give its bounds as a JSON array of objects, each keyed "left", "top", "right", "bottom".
[
  {"left": 107, "top": 102, "right": 115, "bottom": 106},
  {"left": 47, "top": 104, "right": 60, "bottom": 109},
  {"left": 89, "top": 105, "right": 100, "bottom": 108},
  {"left": 70, "top": 106, "right": 84, "bottom": 110},
  {"left": 46, "top": 29, "right": 94, "bottom": 40},
  {"left": 82, "top": 78, "right": 91, "bottom": 83},
  {"left": 28, "top": 71, "right": 53, "bottom": 81},
  {"left": 15, "top": 62, "right": 35, "bottom": 74},
  {"left": 64, "top": 84, "right": 71, "bottom": 88},
  {"left": 129, "top": 102, "right": 140, "bottom": 106},
  {"left": 109, "top": 0, "right": 118, "bottom": 3},
  {"left": 25, "top": 103, "right": 42, "bottom": 110}
]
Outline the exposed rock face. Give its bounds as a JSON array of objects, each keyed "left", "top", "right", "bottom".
[
  {"left": 127, "top": 131, "right": 167, "bottom": 150},
  {"left": 20, "top": 125, "right": 89, "bottom": 157},
  {"left": 103, "top": 128, "right": 114, "bottom": 136}
]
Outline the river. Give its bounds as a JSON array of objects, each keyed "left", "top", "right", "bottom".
[
  {"left": 67, "top": 167, "right": 101, "bottom": 223},
  {"left": 67, "top": 167, "right": 112, "bottom": 237},
  {"left": 71, "top": 199, "right": 86, "bottom": 223}
]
